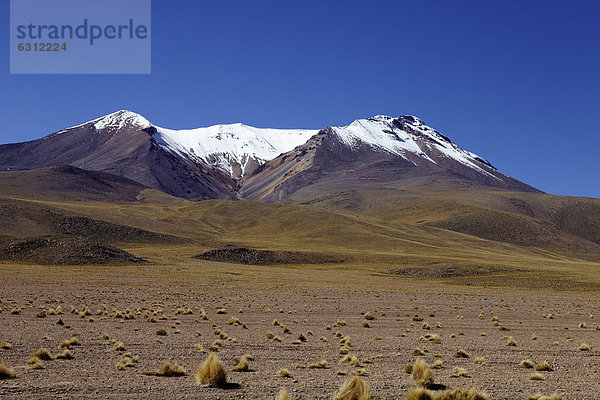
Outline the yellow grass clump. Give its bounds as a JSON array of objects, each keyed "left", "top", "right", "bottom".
[
  {"left": 308, "top": 360, "right": 328, "bottom": 369},
  {"left": 27, "top": 356, "right": 44, "bottom": 369},
  {"left": 405, "top": 387, "right": 490, "bottom": 400},
  {"left": 146, "top": 361, "right": 186, "bottom": 377},
  {"left": 520, "top": 359, "right": 535, "bottom": 368},
  {"left": 535, "top": 360, "right": 551, "bottom": 371},
  {"left": 0, "top": 364, "right": 15, "bottom": 379},
  {"left": 527, "top": 394, "right": 563, "bottom": 400},
  {"left": 529, "top": 372, "right": 545, "bottom": 381},
  {"left": 233, "top": 354, "right": 253, "bottom": 372},
  {"left": 276, "top": 388, "right": 292, "bottom": 400},
  {"left": 33, "top": 348, "right": 53, "bottom": 361},
  {"left": 278, "top": 368, "right": 291, "bottom": 377},
  {"left": 412, "top": 358, "right": 433, "bottom": 388},
  {"left": 195, "top": 353, "right": 227, "bottom": 387},
  {"left": 55, "top": 349, "right": 73, "bottom": 359},
  {"left": 454, "top": 349, "right": 470, "bottom": 358},
  {"left": 332, "top": 376, "right": 372, "bottom": 400}
]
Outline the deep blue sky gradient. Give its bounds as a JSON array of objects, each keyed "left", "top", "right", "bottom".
[{"left": 1, "top": 1, "right": 599, "bottom": 197}]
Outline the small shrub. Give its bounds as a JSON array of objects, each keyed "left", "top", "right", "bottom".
[
  {"left": 520, "top": 359, "right": 535, "bottom": 368},
  {"left": 529, "top": 372, "right": 545, "bottom": 381},
  {"left": 412, "top": 358, "right": 433, "bottom": 388},
  {"left": 146, "top": 361, "right": 186, "bottom": 377},
  {"left": 578, "top": 343, "right": 590, "bottom": 351},
  {"left": 196, "top": 353, "right": 227, "bottom": 387},
  {"left": 156, "top": 329, "right": 167, "bottom": 336},
  {"left": 278, "top": 368, "right": 291, "bottom": 378},
  {"left": 33, "top": 348, "right": 53, "bottom": 361},
  {"left": 332, "top": 376, "right": 371, "bottom": 400},
  {"left": 535, "top": 360, "right": 551, "bottom": 371},
  {"left": 192, "top": 344, "right": 205, "bottom": 354},
  {"left": 113, "top": 341, "right": 126, "bottom": 351},
  {"left": 474, "top": 357, "right": 486, "bottom": 365},
  {"left": 234, "top": 354, "right": 252, "bottom": 372},
  {"left": 455, "top": 349, "right": 470, "bottom": 358},
  {"left": 27, "top": 356, "right": 44, "bottom": 369},
  {"left": 307, "top": 360, "right": 328, "bottom": 368},
  {"left": 506, "top": 336, "right": 517, "bottom": 346},
  {"left": 0, "top": 364, "right": 14, "bottom": 379},
  {"left": 276, "top": 388, "right": 292, "bottom": 400},
  {"left": 55, "top": 349, "right": 73, "bottom": 359}
]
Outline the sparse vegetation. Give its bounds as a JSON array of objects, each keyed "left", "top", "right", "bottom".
[
  {"left": 412, "top": 358, "right": 433, "bottom": 388},
  {"left": 332, "top": 376, "right": 371, "bottom": 400},
  {"left": 529, "top": 372, "right": 545, "bottom": 381},
  {"left": 454, "top": 349, "right": 470, "bottom": 358},
  {"left": 145, "top": 361, "right": 186, "bottom": 377},
  {"left": 55, "top": 349, "right": 73, "bottom": 359},
  {"left": 196, "top": 353, "right": 227, "bottom": 387},
  {"left": 0, "top": 364, "right": 15, "bottom": 379},
  {"left": 33, "top": 348, "right": 53, "bottom": 361}
]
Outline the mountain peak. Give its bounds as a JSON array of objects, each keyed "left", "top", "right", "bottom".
[{"left": 93, "top": 110, "right": 151, "bottom": 131}]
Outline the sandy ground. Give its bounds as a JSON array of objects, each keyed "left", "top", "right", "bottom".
[{"left": 0, "top": 261, "right": 599, "bottom": 399}]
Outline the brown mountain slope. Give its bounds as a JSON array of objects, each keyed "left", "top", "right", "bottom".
[
  {"left": 0, "top": 111, "right": 236, "bottom": 200},
  {"left": 239, "top": 125, "right": 538, "bottom": 203}
]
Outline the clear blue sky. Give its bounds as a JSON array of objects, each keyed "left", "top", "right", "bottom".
[{"left": 1, "top": 1, "right": 599, "bottom": 198}]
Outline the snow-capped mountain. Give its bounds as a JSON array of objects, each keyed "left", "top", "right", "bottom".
[
  {"left": 153, "top": 123, "right": 317, "bottom": 179},
  {"left": 0, "top": 110, "right": 538, "bottom": 201}
]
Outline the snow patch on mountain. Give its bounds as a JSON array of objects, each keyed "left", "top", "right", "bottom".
[
  {"left": 93, "top": 110, "right": 150, "bottom": 131},
  {"left": 153, "top": 124, "right": 318, "bottom": 178},
  {"left": 331, "top": 115, "right": 497, "bottom": 178}
]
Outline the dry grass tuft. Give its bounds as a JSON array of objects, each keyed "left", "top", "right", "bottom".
[
  {"left": 33, "top": 348, "right": 53, "bottom": 361},
  {"left": 0, "top": 341, "right": 12, "bottom": 350},
  {"left": 195, "top": 353, "right": 227, "bottom": 387},
  {"left": 339, "top": 354, "right": 360, "bottom": 367},
  {"left": 535, "top": 360, "right": 551, "bottom": 371},
  {"left": 412, "top": 358, "right": 433, "bottom": 388},
  {"left": 520, "top": 359, "right": 535, "bottom": 368},
  {"left": 452, "top": 367, "right": 469, "bottom": 377},
  {"left": 0, "top": 364, "right": 15, "bottom": 379},
  {"left": 55, "top": 349, "right": 73, "bottom": 359},
  {"left": 276, "top": 388, "right": 292, "bottom": 400},
  {"left": 59, "top": 338, "right": 79, "bottom": 349},
  {"left": 192, "top": 344, "right": 205, "bottom": 354},
  {"left": 27, "top": 356, "right": 44, "bottom": 369},
  {"left": 233, "top": 354, "right": 253, "bottom": 372},
  {"left": 474, "top": 357, "right": 486, "bottom": 365},
  {"left": 454, "top": 349, "right": 470, "bottom": 358},
  {"left": 308, "top": 360, "right": 328, "bottom": 369},
  {"left": 116, "top": 355, "right": 138, "bottom": 370},
  {"left": 405, "top": 387, "right": 490, "bottom": 400},
  {"left": 278, "top": 368, "right": 291, "bottom": 377},
  {"left": 529, "top": 372, "right": 545, "bottom": 381},
  {"left": 506, "top": 336, "right": 517, "bottom": 346},
  {"left": 146, "top": 361, "right": 186, "bottom": 377},
  {"left": 113, "top": 342, "right": 126, "bottom": 351},
  {"left": 431, "top": 359, "right": 443, "bottom": 369},
  {"left": 332, "top": 376, "right": 371, "bottom": 400},
  {"left": 527, "top": 394, "right": 563, "bottom": 400},
  {"left": 578, "top": 343, "right": 590, "bottom": 351}
]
